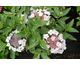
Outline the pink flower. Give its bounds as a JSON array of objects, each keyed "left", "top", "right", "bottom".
[{"left": 0, "top": 6, "right": 2, "bottom": 12}]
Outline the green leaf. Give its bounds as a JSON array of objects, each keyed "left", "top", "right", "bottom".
[
  {"left": 15, "top": 52, "right": 19, "bottom": 56},
  {"left": 25, "top": 6, "right": 30, "bottom": 15},
  {"left": 46, "top": 6, "right": 53, "bottom": 8},
  {"left": 77, "top": 6, "right": 80, "bottom": 12},
  {"left": 11, "top": 6, "right": 15, "bottom": 14},
  {"left": 0, "top": 52, "right": 4, "bottom": 59},
  {"left": 24, "top": 26, "right": 29, "bottom": 33},
  {"left": 40, "top": 40, "right": 48, "bottom": 50},
  {"left": 0, "top": 21, "right": 3, "bottom": 29},
  {"left": 33, "top": 53, "right": 40, "bottom": 59},
  {"left": 68, "top": 34, "right": 77, "bottom": 41},
  {"left": 52, "top": 13, "right": 58, "bottom": 18},
  {"left": 3, "top": 11, "right": 12, "bottom": 15},
  {"left": 32, "top": 25, "right": 40, "bottom": 31},
  {"left": 63, "top": 32, "right": 69, "bottom": 39},
  {"left": 28, "top": 18, "right": 37, "bottom": 25},
  {"left": 76, "top": 21, "right": 80, "bottom": 27},
  {"left": 9, "top": 18, "right": 15, "bottom": 27},
  {"left": 13, "top": 16, "right": 21, "bottom": 22},
  {"left": 76, "top": 17, "right": 80, "bottom": 21},
  {"left": 39, "top": 21, "right": 48, "bottom": 26},
  {"left": 2, "top": 27, "right": 12, "bottom": 36},
  {"left": 54, "top": 6, "right": 59, "bottom": 16},
  {"left": 56, "top": 24, "right": 64, "bottom": 32},
  {"left": 29, "top": 47, "right": 36, "bottom": 53},
  {"left": 4, "top": 48, "right": 9, "bottom": 55},
  {"left": 0, "top": 40, "right": 6, "bottom": 52},
  {"left": 32, "top": 30, "right": 40, "bottom": 39},
  {"left": 67, "top": 19, "right": 74, "bottom": 28},
  {"left": 58, "top": 17, "right": 69, "bottom": 28},
  {"left": 17, "top": 24, "right": 25, "bottom": 31},
  {"left": 40, "top": 27, "right": 49, "bottom": 34},
  {"left": 41, "top": 52, "right": 50, "bottom": 59},
  {"left": 0, "top": 35, "right": 6, "bottom": 41},
  {"left": 61, "top": 8, "right": 71, "bottom": 16},
  {"left": 28, "top": 40, "right": 39, "bottom": 49},
  {"left": 3, "top": 15, "right": 8, "bottom": 24},
  {"left": 15, "top": 31, "right": 25, "bottom": 38},
  {"left": 15, "top": 6, "right": 20, "bottom": 12},
  {"left": 10, "top": 50, "right": 15, "bottom": 59},
  {"left": 67, "top": 28, "right": 79, "bottom": 33},
  {"left": 35, "top": 15, "right": 40, "bottom": 23},
  {"left": 64, "top": 24, "right": 70, "bottom": 31}
]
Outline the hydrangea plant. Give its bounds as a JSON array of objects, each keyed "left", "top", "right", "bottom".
[{"left": 0, "top": 6, "right": 79, "bottom": 59}]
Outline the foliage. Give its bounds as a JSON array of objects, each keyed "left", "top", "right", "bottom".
[
  {"left": 76, "top": 6, "right": 80, "bottom": 27},
  {"left": 0, "top": 6, "right": 79, "bottom": 59}
]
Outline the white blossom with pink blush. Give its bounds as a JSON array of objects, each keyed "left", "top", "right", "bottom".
[
  {"left": 53, "top": 29, "right": 59, "bottom": 35},
  {"left": 48, "top": 29, "right": 54, "bottom": 35},
  {"left": 43, "top": 29, "right": 66, "bottom": 54},
  {"left": 28, "top": 8, "right": 51, "bottom": 25},
  {"left": 6, "top": 29, "right": 26, "bottom": 52},
  {"left": 43, "top": 34, "right": 49, "bottom": 40},
  {"left": 29, "top": 13, "right": 35, "bottom": 18},
  {"left": 51, "top": 36, "right": 55, "bottom": 41},
  {"left": 46, "top": 45, "right": 50, "bottom": 48},
  {"left": 58, "top": 34, "right": 64, "bottom": 41}
]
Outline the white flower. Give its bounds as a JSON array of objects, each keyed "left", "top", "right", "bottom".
[
  {"left": 48, "top": 30, "right": 54, "bottom": 35},
  {"left": 16, "top": 48, "right": 21, "bottom": 52},
  {"left": 12, "top": 47, "right": 16, "bottom": 52},
  {"left": 18, "top": 39, "right": 26, "bottom": 46},
  {"left": 22, "top": 42, "right": 26, "bottom": 46},
  {"left": 44, "top": 15, "right": 50, "bottom": 21},
  {"left": 62, "top": 40, "right": 66, "bottom": 46},
  {"left": 6, "top": 38, "right": 9, "bottom": 43},
  {"left": 58, "top": 49, "right": 64, "bottom": 54},
  {"left": 43, "top": 9, "right": 47, "bottom": 12},
  {"left": 19, "top": 46, "right": 24, "bottom": 50},
  {"left": 56, "top": 42, "right": 62, "bottom": 48},
  {"left": 14, "top": 29, "right": 19, "bottom": 33},
  {"left": 9, "top": 33, "right": 13, "bottom": 37},
  {"left": 44, "top": 11, "right": 50, "bottom": 15},
  {"left": 23, "top": 39, "right": 26, "bottom": 42},
  {"left": 6, "top": 29, "right": 26, "bottom": 52},
  {"left": 58, "top": 34, "right": 63, "bottom": 41},
  {"left": 18, "top": 40, "right": 23, "bottom": 45},
  {"left": 9, "top": 46, "right": 12, "bottom": 50},
  {"left": 29, "top": 13, "right": 35, "bottom": 18},
  {"left": 46, "top": 45, "right": 50, "bottom": 48},
  {"left": 53, "top": 29, "right": 59, "bottom": 35},
  {"left": 50, "top": 48, "right": 57, "bottom": 54},
  {"left": 39, "top": 12, "right": 43, "bottom": 16},
  {"left": 6, "top": 37, "right": 11, "bottom": 42},
  {"left": 6, "top": 43, "right": 10, "bottom": 47},
  {"left": 43, "top": 34, "right": 49, "bottom": 40},
  {"left": 51, "top": 36, "right": 55, "bottom": 41}
]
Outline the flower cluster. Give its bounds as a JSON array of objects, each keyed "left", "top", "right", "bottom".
[
  {"left": 6, "top": 30, "right": 26, "bottom": 52},
  {"left": 28, "top": 7, "right": 50, "bottom": 25},
  {"left": 43, "top": 29, "right": 66, "bottom": 54},
  {"left": 0, "top": 6, "right": 2, "bottom": 12}
]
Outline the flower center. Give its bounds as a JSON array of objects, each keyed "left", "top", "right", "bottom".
[
  {"left": 46, "top": 34, "right": 59, "bottom": 49},
  {"left": 10, "top": 35, "right": 21, "bottom": 48}
]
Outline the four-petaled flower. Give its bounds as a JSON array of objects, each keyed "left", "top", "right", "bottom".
[{"left": 43, "top": 34, "right": 49, "bottom": 40}]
